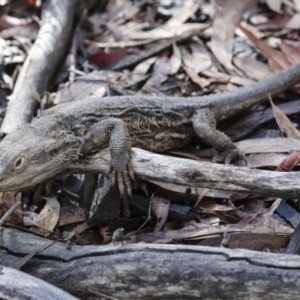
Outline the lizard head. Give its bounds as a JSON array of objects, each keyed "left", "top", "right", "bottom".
[{"left": 0, "top": 125, "right": 82, "bottom": 191}]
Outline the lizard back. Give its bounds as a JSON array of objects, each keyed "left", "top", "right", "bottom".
[{"left": 33, "top": 97, "right": 195, "bottom": 152}]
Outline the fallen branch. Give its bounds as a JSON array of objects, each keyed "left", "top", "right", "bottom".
[
  {"left": 1, "top": 0, "right": 77, "bottom": 134},
  {"left": 69, "top": 148, "right": 300, "bottom": 199},
  {"left": 0, "top": 265, "right": 78, "bottom": 300},
  {"left": 1, "top": 227, "right": 300, "bottom": 299}
]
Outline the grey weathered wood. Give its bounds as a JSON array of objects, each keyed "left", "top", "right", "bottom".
[
  {"left": 0, "top": 266, "right": 79, "bottom": 300},
  {"left": 0, "top": 227, "right": 300, "bottom": 299},
  {"left": 68, "top": 148, "right": 300, "bottom": 199},
  {"left": 1, "top": 0, "right": 77, "bottom": 133}
]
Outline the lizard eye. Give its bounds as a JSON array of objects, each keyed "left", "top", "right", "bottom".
[{"left": 14, "top": 156, "right": 26, "bottom": 170}]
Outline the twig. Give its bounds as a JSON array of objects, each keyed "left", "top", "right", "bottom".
[
  {"left": 80, "top": 289, "right": 121, "bottom": 300},
  {"left": 12, "top": 240, "right": 56, "bottom": 270},
  {"left": 0, "top": 201, "right": 21, "bottom": 226}
]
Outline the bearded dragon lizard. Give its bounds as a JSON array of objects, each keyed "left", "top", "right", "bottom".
[{"left": 0, "top": 62, "right": 300, "bottom": 196}]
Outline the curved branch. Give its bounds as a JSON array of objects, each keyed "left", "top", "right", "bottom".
[{"left": 1, "top": 0, "right": 77, "bottom": 133}]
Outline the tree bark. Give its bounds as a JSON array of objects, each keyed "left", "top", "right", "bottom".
[
  {"left": 0, "top": 266, "right": 79, "bottom": 300},
  {"left": 67, "top": 148, "right": 300, "bottom": 199},
  {"left": 0, "top": 227, "right": 300, "bottom": 300}
]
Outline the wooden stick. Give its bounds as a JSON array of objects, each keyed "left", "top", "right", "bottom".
[{"left": 69, "top": 148, "right": 300, "bottom": 198}]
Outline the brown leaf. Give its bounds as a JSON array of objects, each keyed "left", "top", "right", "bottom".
[
  {"left": 87, "top": 48, "right": 127, "bottom": 69},
  {"left": 276, "top": 151, "right": 300, "bottom": 171},
  {"left": 55, "top": 70, "right": 122, "bottom": 104},
  {"left": 270, "top": 98, "right": 300, "bottom": 139},
  {"left": 183, "top": 66, "right": 210, "bottom": 89},
  {"left": 127, "top": 224, "right": 293, "bottom": 244},
  {"left": 229, "top": 193, "right": 249, "bottom": 203},
  {"left": 164, "top": 43, "right": 182, "bottom": 75},
  {"left": 237, "top": 138, "right": 300, "bottom": 153},
  {"left": 201, "top": 69, "right": 255, "bottom": 86},
  {"left": 198, "top": 198, "right": 241, "bottom": 212},
  {"left": 249, "top": 198, "right": 282, "bottom": 226},
  {"left": 223, "top": 100, "right": 300, "bottom": 141},
  {"left": 182, "top": 38, "right": 212, "bottom": 78},
  {"left": 63, "top": 222, "right": 91, "bottom": 241},
  {"left": 246, "top": 153, "right": 290, "bottom": 168},
  {"left": 279, "top": 40, "right": 300, "bottom": 64},
  {"left": 141, "top": 43, "right": 181, "bottom": 92},
  {"left": 151, "top": 196, "right": 170, "bottom": 232},
  {"left": 58, "top": 207, "right": 86, "bottom": 226},
  {"left": 255, "top": 14, "right": 291, "bottom": 31},
  {"left": 211, "top": 0, "right": 258, "bottom": 74},
  {"left": 234, "top": 21, "right": 290, "bottom": 71}
]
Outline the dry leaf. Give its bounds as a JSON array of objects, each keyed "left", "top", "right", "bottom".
[
  {"left": 211, "top": 0, "right": 258, "bottom": 73},
  {"left": 58, "top": 207, "right": 86, "bottom": 226},
  {"left": 127, "top": 224, "right": 293, "bottom": 244},
  {"left": 249, "top": 198, "right": 282, "bottom": 226},
  {"left": 276, "top": 151, "right": 300, "bottom": 171},
  {"left": 55, "top": 70, "right": 122, "bottom": 104},
  {"left": 151, "top": 196, "right": 170, "bottom": 232},
  {"left": 265, "top": 0, "right": 282, "bottom": 13},
  {"left": 279, "top": 40, "right": 300, "bottom": 64},
  {"left": 198, "top": 198, "right": 241, "bottom": 212},
  {"left": 126, "top": 23, "right": 208, "bottom": 40},
  {"left": 224, "top": 100, "right": 300, "bottom": 141},
  {"left": 33, "top": 197, "right": 60, "bottom": 235},
  {"left": 247, "top": 153, "right": 289, "bottom": 168},
  {"left": 182, "top": 39, "right": 212, "bottom": 73},
  {"left": 234, "top": 21, "right": 290, "bottom": 71},
  {"left": 270, "top": 98, "right": 300, "bottom": 139},
  {"left": 164, "top": 0, "right": 199, "bottom": 28},
  {"left": 63, "top": 222, "right": 91, "bottom": 241},
  {"left": 87, "top": 48, "right": 127, "bottom": 69}
]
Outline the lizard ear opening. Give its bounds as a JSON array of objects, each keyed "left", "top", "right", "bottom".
[{"left": 13, "top": 156, "right": 26, "bottom": 171}]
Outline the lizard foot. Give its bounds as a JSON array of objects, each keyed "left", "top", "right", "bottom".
[
  {"left": 213, "top": 147, "right": 244, "bottom": 165},
  {"left": 105, "top": 154, "right": 135, "bottom": 197}
]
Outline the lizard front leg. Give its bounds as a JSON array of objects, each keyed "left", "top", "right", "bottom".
[
  {"left": 78, "top": 118, "right": 134, "bottom": 197},
  {"left": 191, "top": 108, "right": 243, "bottom": 164}
]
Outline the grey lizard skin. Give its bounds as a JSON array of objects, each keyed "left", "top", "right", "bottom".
[{"left": 0, "top": 62, "right": 300, "bottom": 196}]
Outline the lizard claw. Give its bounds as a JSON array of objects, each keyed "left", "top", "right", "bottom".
[
  {"left": 213, "top": 147, "right": 244, "bottom": 165},
  {"left": 105, "top": 156, "right": 135, "bottom": 197}
]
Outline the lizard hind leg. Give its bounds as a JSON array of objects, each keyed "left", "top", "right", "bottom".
[
  {"left": 191, "top": 108, "right": 243, "bottom": 164},
  {"left": 79, "top": 118, "right": 135, "bottom": 197}
]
